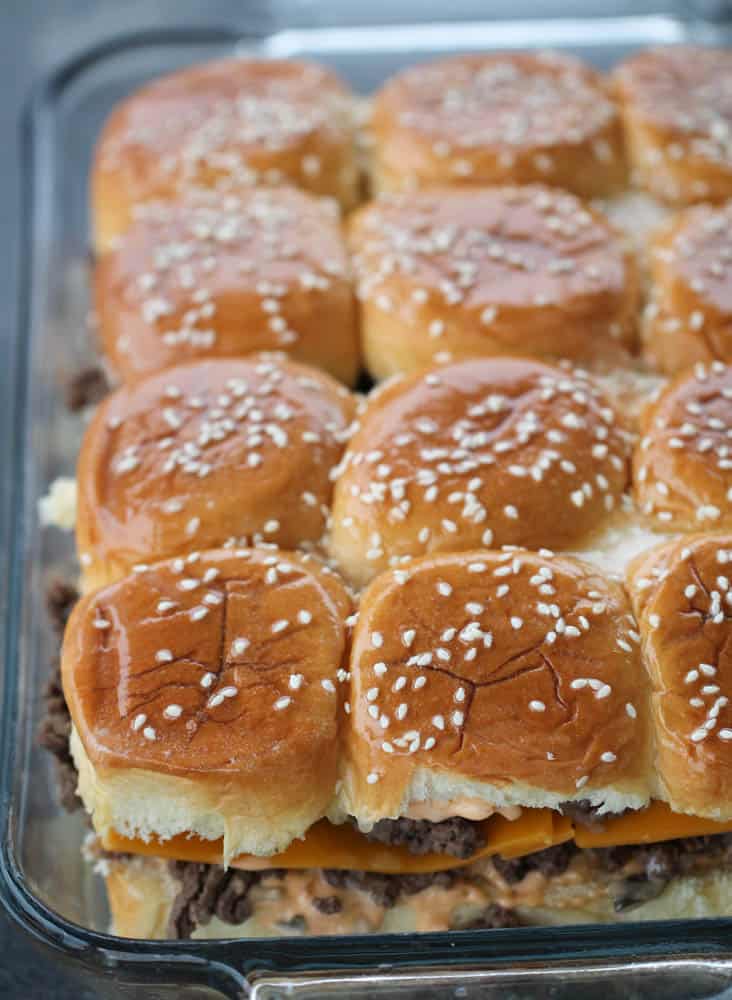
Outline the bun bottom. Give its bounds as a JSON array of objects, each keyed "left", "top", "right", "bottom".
[{"left": 104, "top": 854, "right": 732, "bottom": 939}]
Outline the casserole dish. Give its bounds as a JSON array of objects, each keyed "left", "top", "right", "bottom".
[{"left": 6, "top": 2, "right": 732, "bottom": 994}]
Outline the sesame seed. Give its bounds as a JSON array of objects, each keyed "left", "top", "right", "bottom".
[
  {"left": 371, "top": 632, "right": 384, "bottom": 648},
  {"left": 297, "top": 610, "right": 312, "bottom": 625},
  {"left": 600, "top": 751, "right": 616, "bottom": 763},
  {"left": 289, "top": 674, "right": 304, "bottom": 690},
  {"left": 271, "top": 619, "right": 289, "bottom": 634},
  {"left": 163, "top": 704, "right": 183, "bottom": 720},
  {"left": 131, "top": 713, "right": 146, "bottom": 731},
  {"left": 366, "top": 773, "right": 380, "bottom": 784},
  {"left": 529, "top": 700, "right": 546, "bottom": 712},
  {"left": 321, "top": 679, "right": 336, "bottom": 694},
  {"left": 143, "top": 726, "right": 156, "bottom": 741},
  {"left": 231, "top": 637, "right": 250, "bottom": 656},
  {"left": 274, "top": 696, "right": 291, "bottom": 711}
]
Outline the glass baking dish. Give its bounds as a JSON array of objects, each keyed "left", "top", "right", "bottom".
[{"left": 6, "top": 1, "right": 732, "bottom": 994}]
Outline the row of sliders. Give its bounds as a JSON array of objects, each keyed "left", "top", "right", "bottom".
[
  {"left": 75, "top": 353, "right": 732, "bottom": 591},
  {"left": 64, "top": 536, "right": 732, "bottom": 896},
  {"left": 89, "top": 48, "right": 732, "bottom": 388},
  {"left": 93, "top": 45, "right": 732, "bottom": 254}
]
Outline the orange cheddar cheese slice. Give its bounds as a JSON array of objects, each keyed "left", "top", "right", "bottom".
[
  {"left": 574, "top": 800, "right": 732, "bottom": 848},
  {"left": 101, "top": 802, "right": 732, "bottom": 873},
  {"left": 102, "top": 808, "right": 562, "bottom": 873}
]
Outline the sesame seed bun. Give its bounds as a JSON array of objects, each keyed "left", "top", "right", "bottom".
[
  {"left": 634, "top": 361, "right": 732, "bottom": 530},
  {"left": 348, "top": 186, "right": 639, "bottom": 380},
  {"left": 63, "top": 548, "right": 352, "bottom": 863},
  {"left": 94, "top": 188, "right": 359, "bottom": 386},
  {"left": 91, "top": 58, "right": 360, "bottom": 253},
  {"left": 370, "top": 52, "right": 626, "bottom": 198},
  {"left": 343, "top": 550, "right": 652, "bottom": 830},
  {"left": 613, "top": 47, "right": 732, "bottom": 206},
  {"left": 329, "top": 358, "right": 631, "bottom": 588},
  {"left": 76, "top": 355, "right": 355, "bottom": 591},
  {"left": 628, "top": 534, "right": 732, "bottom": 821},
  {"left": 643, "top": 202, "right": 732, "bottom": 374}
]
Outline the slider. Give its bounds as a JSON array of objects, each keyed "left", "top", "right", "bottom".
[
  {"left": 94, "top": 187, "right": 359, "bottom": 385},
  {"left": 62, "top": 548, "right": 353, "bottom": 865},
  {"left": 92, "top": 57, "right": 360, "bottom": 253},
  {"left": 634, "top": 361, "right": 732, "bottom": 530},
  {"left": 348, "top": 185, "right": 639, "bottom": 380},
  {"left": 613, "top": 46, "right": 732, "bottom": 206},
  {"left": 370, "top": 52, "right": 626, "bottom": 198},
  {"left": 76, "top": 354, "right": 355, "bottom": 590},
  {"left": 329, "top": 358, "right": 631, "bottom": 587},
  {"left": 644, "top": 201, "right": 732, "bottom": 374}
]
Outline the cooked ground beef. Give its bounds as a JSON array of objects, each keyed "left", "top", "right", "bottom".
[
  {"left": 453, "top": 903, "right": 524, "bottom": 930},
  {"left": 37, "top": 659, "right": 81, "bottom": 813},
  {"left": 322, "top": 868, "right": 460, "bottom": 909},
  {"left": 167, "top": 861, "right": 264, "bottom": 938},
  {"left": 312, "top": 895, "right": 343, "bottom": 915},
  {"left": 559, "top": 800, "right": 626, "bottom": 829},
  {"left": 590, "top": 836, "right": 732, "bottom": 911},
  {"left": 592, "top": 835, "right": 732, "bottom": 880},
  {"left": 45, "top": 577, "right": 79, "bottom": 634},
  {"left": 66, "top": 364, "right": 110, "bottom": 412},
  {"left": 363, "top": 816, "right": 485, "bottom": 858},
  {"left": 492, "top": 842, "right": 577, "bottom": 884}
]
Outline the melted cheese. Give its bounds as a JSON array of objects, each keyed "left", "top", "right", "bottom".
[
  {"left": 102, "top": 802, "right": 732, "bottom": 874},
  {"left": 574, "top": 800, "right": 732, "bottom": 848}
]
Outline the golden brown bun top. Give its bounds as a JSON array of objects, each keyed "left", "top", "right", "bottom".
[
  {"left": 330, "top": 358, "right": 630, "bottom": 585},
  {"left": 94, "top": 57, "right": 354, "bottom": 200},
  {"left": 614, "top": 47, "right": 732, "bottom": 161},
  {"left": 634, "top": 361, "right": 732, "bottom": 529},
  {"left": 372, "top": 51, "right": 618, "bottom": 159},
  {"left": 627, "top": 534, "right": 732, "bottom": 818},
  {"left": 93, "top": 187, "right": 356, "bottom": 384},
  {"left": 349, "top": 184, "right": 634, "bottom": 338},
  {"left": 650, "top": 201, "right": 732, "bottom": 318},
  {"left": 63, "top": 548, "right": 352, "bottom": 776},
  {"left": 347, "top": 550, "right": 650, "bottom": 818},
  {"left": 76, "top": 355, "right": 355, "bottom": 586}
]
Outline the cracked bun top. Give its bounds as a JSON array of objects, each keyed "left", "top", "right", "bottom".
[
  {"left": 371, "top": 51, "right": 625, "bottom": 198},
  {"left": 634, "top": 362, "right": 732, "bottom": 531},
  {"left": 613, "top": 46, "right": 732, "bottom": 205},
  {"left": 329, "top": 358, "right": 631, "bottom": 587},
  {"left": 348, "top": 185, "right": 639, "bottom": 379},
  {"left": 644, "top": 202, "right": 732, "bottom": 374},
  {"left": 628, "top": 535, "right": 732, "bottom": 820},
  {"left": 91, "top": 57, "right": 359, "bottom": 252},
  {"left": 63, "top": 548, "right": 352, "bottom": 860},
  {"left": 344, "top": 550, "right": 652, "bottom": 827},
  {"left": 94, "top": 187, "right": 359, "bottom": 386},
  {"left": 76, "top": 355, "right": 355, "bottom": 591}
]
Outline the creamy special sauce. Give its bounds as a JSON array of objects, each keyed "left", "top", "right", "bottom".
[{"left": 405, "top": 799, "right": 522, "bottom": 822}]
